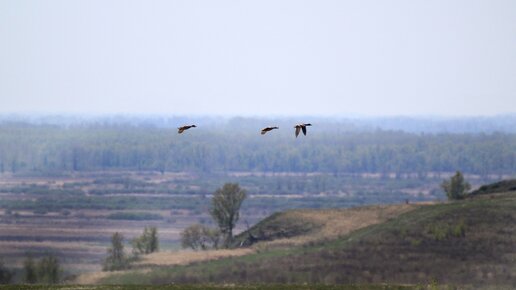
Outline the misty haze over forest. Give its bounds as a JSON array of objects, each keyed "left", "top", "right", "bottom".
[
  {"left": 0, "top": 114, "right": 514, "bottom": 177},
  {"left": 1, "top": 114, "right": 516, "bottom": 134}
]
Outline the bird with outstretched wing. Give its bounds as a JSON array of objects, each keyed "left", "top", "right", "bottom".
[
  {"left": 178, "top": 125, "right": 197, "bottom": 134},
  {"left": 261, "top": 126, "right": 279, "bottom": 135},
  {"left": 294, "top": 123, "right": 312, "bottom": 137}
]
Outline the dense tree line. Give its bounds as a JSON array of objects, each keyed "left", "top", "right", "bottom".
[{"left": 0, "top": 123, "right": 514, "bottom": 176}]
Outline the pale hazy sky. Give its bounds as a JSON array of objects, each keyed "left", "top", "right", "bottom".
[{"left": 1, "top": 0, "right": 515, "bottom": 116}]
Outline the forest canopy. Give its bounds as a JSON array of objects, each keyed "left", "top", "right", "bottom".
[{"left": 0, "top": 118, "right": 514, "bottom": 176}]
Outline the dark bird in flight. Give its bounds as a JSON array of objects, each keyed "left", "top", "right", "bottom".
[
  {"left": 261, "top": 126, "right": 279, "bottom": 135},
  {"left": 178, "top": 125, "right": 197, "bottom": 134},
  {"left": 294, "top": 123, "right": 312, "bottom": 137}
]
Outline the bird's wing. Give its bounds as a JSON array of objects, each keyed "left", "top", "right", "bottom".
[
  {"left": 295, "top": 126, "right": 300, "bottom": 137},
  {"left": 302, "top": 126, "right": 307, "bottom": 136},
  {"left": 261, "top": 129, "right": 267, "bottom": 135},
  {"left": 178, "top": 127, "right": 185, "bottom": 134}
]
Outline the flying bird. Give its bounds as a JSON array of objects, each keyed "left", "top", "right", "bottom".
[
  {"left": 178, "top": 125, "right": 197, "bottom": 134},
  {"left": 261, "top": 126, "right": 279, "bottom": 135},
  {"left": 294, "top": 123, "right": 312, "bottom": 137}
]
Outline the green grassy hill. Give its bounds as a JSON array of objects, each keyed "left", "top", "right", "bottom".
[
  {"left": 100, "top": 183, "right": 516, "bottom": 287},
  {"left": 469, "top": 179, "right": 516, "bottom": 196}
]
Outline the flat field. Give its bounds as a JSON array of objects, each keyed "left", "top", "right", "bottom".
[{"left": 0, "top": 172, "right": 259, "bottom": 277}]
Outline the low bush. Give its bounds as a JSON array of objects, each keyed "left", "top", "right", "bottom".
[
  {"left": 426, "top": 220, "right": 466, "bottom": 241},
  {"left": 181, "top": 224, "right": 221, "bottom": 250}
]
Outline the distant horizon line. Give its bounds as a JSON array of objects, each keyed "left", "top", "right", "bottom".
[{"left": 1, "top": 111, "right": 515, "bottom": 120}]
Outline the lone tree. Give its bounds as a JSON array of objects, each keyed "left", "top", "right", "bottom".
[
  {"left": 103, "top": 232, "right": 127, "bottom": 271},
  {"left": 210, "top": 183, "right": 247, "bottom": 247},
  {"left": 441, "top": 171, "right": 471, "bottom": 200}
]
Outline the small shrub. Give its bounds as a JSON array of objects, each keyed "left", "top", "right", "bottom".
[
  {"left": 410, "top": 239, "right": 422, "bottom": 246},
  {"left": 427, "top": 223, "right": 449, "bottom": 241},
  {"left": 0, "top": 260, "right": 13, "bottom": 284},
  {"left": 427, "top": 220, "right": 467, "bottom": 241},
  {"left": 37, "top": 254, "right": 60, "bottom": 284},
  {"left": 132, "top": 226, "right": 159, "bottom": 256},
  {"left": 451, "top": 220, "right": 466, "bottom": 238},
  {"left": 23, "top": 256, "right": 37, "bottom": 284},
  {"left": 181, "top": 224, "right": 221, "bottom": 250}
]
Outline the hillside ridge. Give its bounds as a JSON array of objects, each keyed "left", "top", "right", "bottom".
[
  {"left": 98, "top": 187, "right": 516, "bottom": 286},
  {"left": 470, "top": 178, "right": 516, "bottom": 196},
  {"left": 231, "top": 204, "right": 417, "bottom": 248}
]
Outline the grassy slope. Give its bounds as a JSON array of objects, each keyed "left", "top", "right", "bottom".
[
  {"left": 469, "top": 179, "right": 516, "bottom": 196},
  {"left": 231, "top": 204, "right": 417, "bottom": 248},
  {"left": 100, "top": 191, "right": 515, "bottom": 287}
]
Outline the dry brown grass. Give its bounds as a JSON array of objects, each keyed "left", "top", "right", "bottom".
[
  {"left": 74, "top": 248, "right": 253, "bottom": 284},
  {"left": 135, "top": 248, "right": 254, "bottom": 267},
  {"left": 252, "top": 204, "right": 419, "bottom": 249},
  {"left": 73, "top": 270, "right": 119, "bottom": 284}
]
